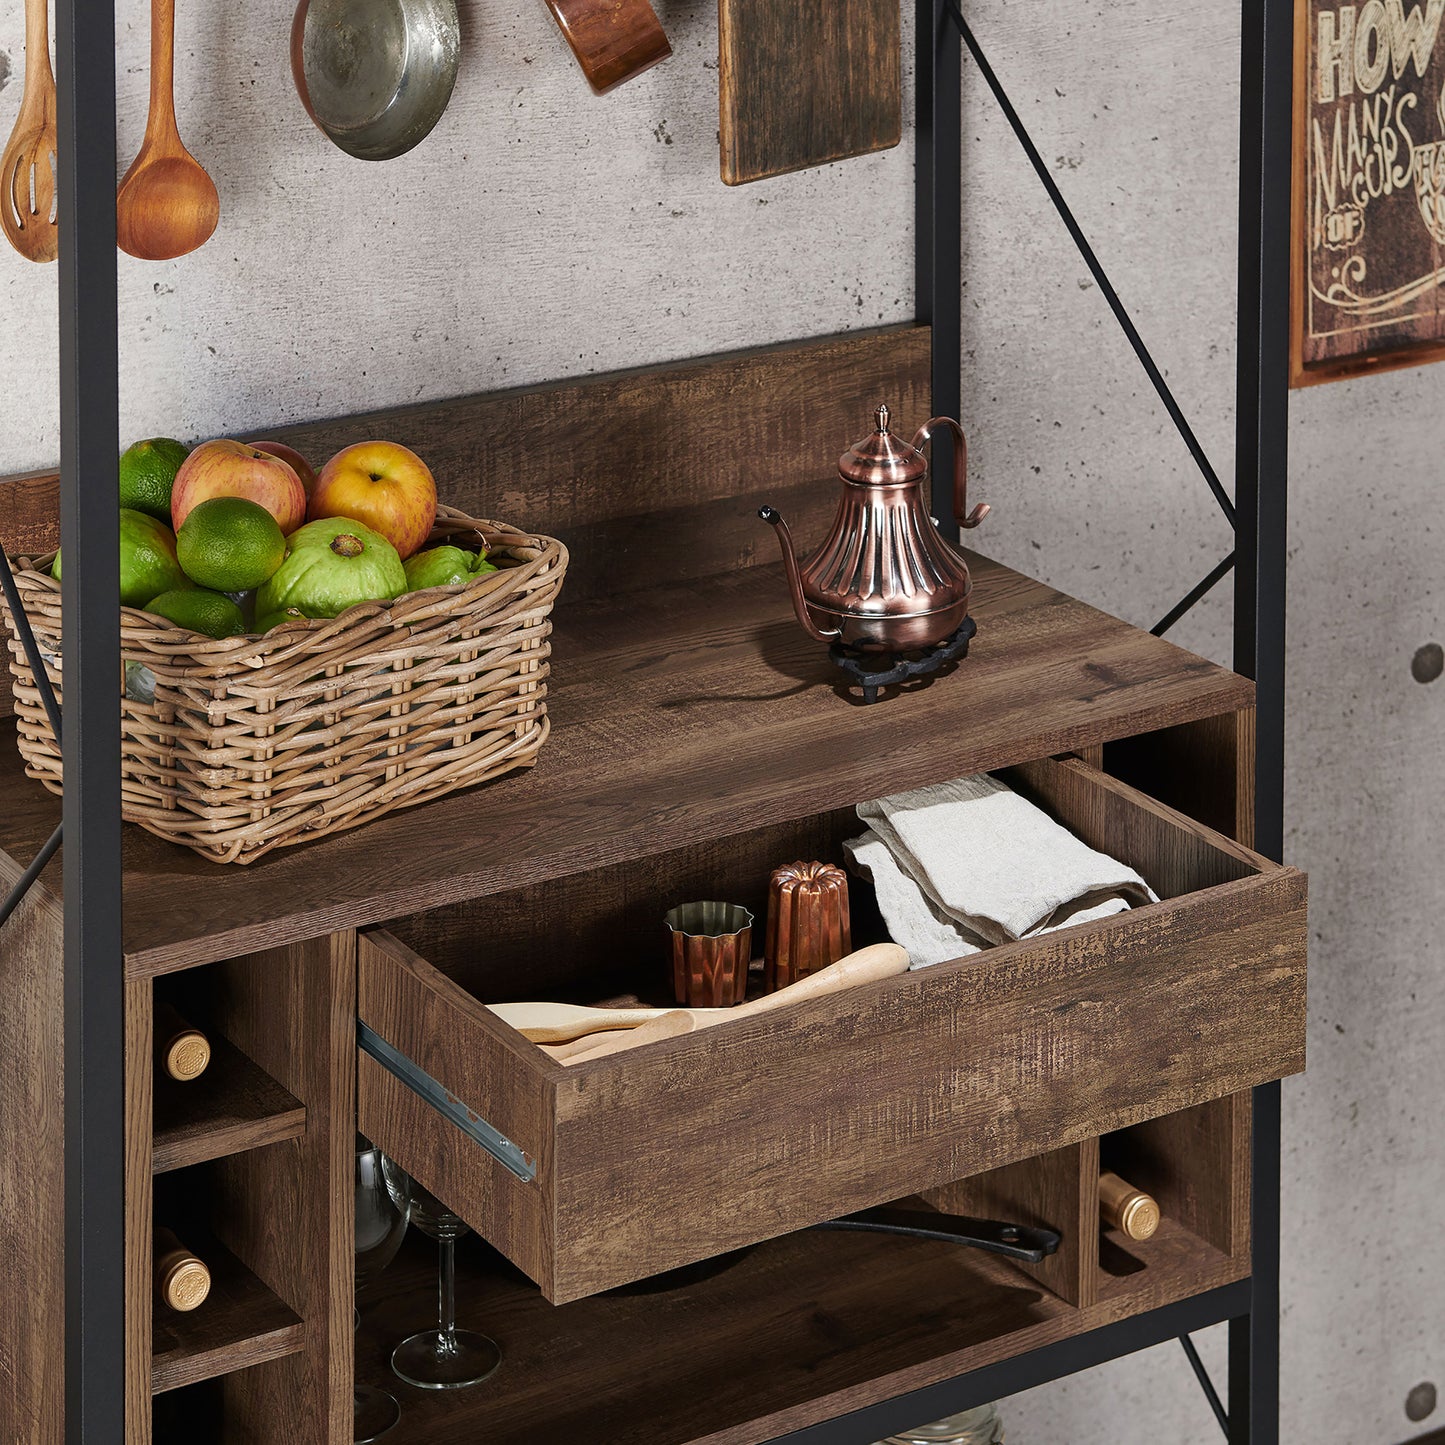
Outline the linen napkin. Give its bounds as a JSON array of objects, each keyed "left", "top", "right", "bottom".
[{"left": 848, "top": 772, "right": 1158, "bottom": 966}]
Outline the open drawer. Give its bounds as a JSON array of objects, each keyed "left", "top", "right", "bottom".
[{"left": 357, "top": 755, "right": 1306, "bottom": 1304}]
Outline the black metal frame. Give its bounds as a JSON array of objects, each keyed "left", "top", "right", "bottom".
[{"left": 28, "top": 0, "right": 1288, "bottom": 1436}]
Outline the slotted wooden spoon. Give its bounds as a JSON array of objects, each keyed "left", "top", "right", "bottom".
[
  {"left": 0, "top": 0, "right": 59, "bottom": 263},
  {"left": 116, "top": 0, "right": 219, "bottom": 261}
]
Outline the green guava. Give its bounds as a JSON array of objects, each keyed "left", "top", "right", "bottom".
[
  {"left": 404, "top": 545, "right": 496, "bottom": 593},
  {"left": 255, "top": 518, "right": 405, "bottom": 620}
]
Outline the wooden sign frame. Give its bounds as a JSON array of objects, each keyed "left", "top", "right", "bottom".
[{"left": 1292, "top": 0, "right": 1445, "bottom": 384}]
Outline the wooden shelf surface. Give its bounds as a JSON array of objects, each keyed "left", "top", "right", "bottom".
[
  {"left": 355, "top": 1209, "right": 1246, "bottom": 1445},
  {"left": 152, "top": 1035, "right": 306, "bottom": 1174},
  {"left": 151, "top": 1240, "right": 304, "bottom": 1395},
  {"left": 0, "top": 554, "right": 1251, "bottom": 976}
]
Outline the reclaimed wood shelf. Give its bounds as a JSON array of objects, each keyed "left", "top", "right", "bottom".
[
  {"left": 152, "top": 1036, "right": 306, "bottom": 1175},
  {"left": 0, "top": 553, "right": 1252, "bottom": 979},
  {"left": 150, "top": 1239, "right": 304, "bottom": 1395},
  {"left": 354, "top": 1212, "right": 1246, "bottom": 1445}
]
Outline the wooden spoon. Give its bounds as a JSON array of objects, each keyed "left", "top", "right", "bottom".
[
  {"left": 116, "top": 0, "right": 219, "bottom": 261},
  {"left": 491, "top": 942, "right": 910, "bottom": 1044},
  {"left": 0, "top": 0, "right": 59, "bottom": 262},
  {"left": 552, "top": 1011, "right": 697, "bottom": 1065}
]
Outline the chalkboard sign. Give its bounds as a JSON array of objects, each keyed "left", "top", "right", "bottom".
[{"left": 1293, "top": 0, "right": 1445, "bottom": 383}]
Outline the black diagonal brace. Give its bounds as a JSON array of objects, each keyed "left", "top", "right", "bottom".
[
  {"left": 1151, "top": 551, "right": 1236, "bottom": 637},
  {"left": 0, "top": 547, "right": 65, "bottom": 925},
  {"left": 943, "top": 0, "right": 1236, "bottom": 532},
  {"left": 1180, "top": 1333, "right": 1230, "bottom": 1439}
]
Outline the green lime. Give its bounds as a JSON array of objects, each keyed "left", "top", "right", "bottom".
[
  {"left": 50, "top": 551, "right": 60, "bottom": 580},
  {"left": 177, "top": 497, "right": 286, "bottom": 592},
  {"left": 119, "top": 438, "right": 190, "bottom": 520},
  {"left": 144, "top": 588, "right": 247, "bottom": 640},
  {"left": 119, "top": 509, "right": 188, "bottom": 607}
]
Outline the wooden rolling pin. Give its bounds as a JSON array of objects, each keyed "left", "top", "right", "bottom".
[{"left": 491, "top": 942, "right": 910, "bottom": 1044}]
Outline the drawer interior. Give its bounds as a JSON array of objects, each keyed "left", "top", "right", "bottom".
[{"left": 360, "top": 754, "right": 1304, "bottom": 1303}]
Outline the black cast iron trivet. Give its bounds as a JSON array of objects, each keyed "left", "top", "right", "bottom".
[{"left": 829, "top": 616, "right": 977, "bottom": 704}]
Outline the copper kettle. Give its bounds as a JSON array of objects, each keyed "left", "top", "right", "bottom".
[{"left": 760, "top": 404, "right": 989, "bottom": 653}]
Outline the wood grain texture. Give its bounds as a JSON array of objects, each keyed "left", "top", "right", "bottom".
[
  {"left": 152, "top": 1033, "right": 307, "bottom": 1174},
  {"left": 150, "top": 1239, "right": 304, "bottom": 1394},
  {"left": 359, "top": 757, "right": 1304, "bottom": 1304},
  {"left": 126, "top": 979, "right": 153, "bottom": 1445},
  {"left": 352, "top": 1211, "right": 1245, "bottom": 1445},
  {"left": 1103, "top": 1092, "right": 1251, "bottom": 1260},
  {"left": 0, "top": 552, "right": 1254, "bottom": 977},
  {"left": 718, "top": 0, "right": 901, "bottom": 185},
  {"left": 209, "top": 934, "right": 355, "bottom": 1444},
  {"left": 0, "top": 853, "right": 63, "bottom": 1445},
  {"left": 923, "top": 1140, "right": 1100, "bottom": 1308}
]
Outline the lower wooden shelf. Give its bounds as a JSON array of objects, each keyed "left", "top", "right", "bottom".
[
  {"left": 151, "top": 1240, "right": 304, "bottom": 1395},
  {"left": 354, "top": 1205, "right": 1247, "bottom": 1445}
]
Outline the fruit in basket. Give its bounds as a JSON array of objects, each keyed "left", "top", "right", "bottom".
[
  {"left": 144, "top": 588, "right": 248, "bottom": 640},
  {"left": 256, "top": 518, "right": 406, "bottom": 619},
  {"left": 308, "top": 441, "right": 437, "bottom": 560},
  {"left": 118, "top": 437, "right": 190, "bottom": 520},
  {"left": 249, "top": 440, "right": 318, "bottom": 496},
  {"left": 118, "top": 509, "right": 189, "bottom": 607},
  {"left": 177, "top": 498, "right": 287, "bottom": 592},
  {"left": 171, "top": 439, "right": 307, "bottom": 535},
  {"left": 402, "top": 545, "right": 497, "bottom": 592},
  {"left": 253, "top": 605, "right": 307, "bottom": 634}
]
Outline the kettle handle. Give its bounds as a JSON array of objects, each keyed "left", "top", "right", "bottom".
[{"left": 910, "top": 416, "right": 990, "bottom": 531}]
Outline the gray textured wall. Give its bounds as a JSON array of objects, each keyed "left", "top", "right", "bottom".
[{"left": 0, "top": 0, "right": 1438, "bottom": 1438}]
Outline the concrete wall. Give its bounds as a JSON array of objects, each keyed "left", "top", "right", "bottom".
[{"left": 1, "top": 0, "right": 1439, "bottom": 1438}]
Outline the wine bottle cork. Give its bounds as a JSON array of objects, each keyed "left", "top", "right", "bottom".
[
  {"left": 1099, "top": 1170, "right": 1160, "bottom": 1241},
  {"left": 154, "top": 1227, "right": 211, "bottom": 1313},
  {"left": 155, "top": 1000, "right": 211, "bottom": 1082}
]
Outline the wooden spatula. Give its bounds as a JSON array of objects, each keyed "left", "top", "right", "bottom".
[
  {"left": 0, "top": 0, "right": 59, "bottom": 262},
  {"left": 490, "top": 942, "right": 909, "bottom": 1043},
  {"left": 552, "top": 1010, "right": 697, "bottom": 1065}
]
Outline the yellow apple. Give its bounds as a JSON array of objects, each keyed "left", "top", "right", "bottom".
[{"left": 308, "top": 441, "right": 437, "bottom": 560}]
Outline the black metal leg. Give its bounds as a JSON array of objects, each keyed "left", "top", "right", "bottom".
[
  {"left": 916, "top": 0, "right": 961, "bottom": 521},
  {"left": 55, "top": 0, "right": 125, "bottom": 1435}
]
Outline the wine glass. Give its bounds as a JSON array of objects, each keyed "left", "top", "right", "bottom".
[
  {"left": 379, "top": 1154, "right": 502, "bottom": 1390},
  {"left": 355, "top": 1141, "right": 412, "bottom": 1442}
]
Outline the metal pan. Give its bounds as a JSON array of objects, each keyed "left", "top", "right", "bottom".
[{"left": 292, "top": 0, "right": 461, "bottom": 161}]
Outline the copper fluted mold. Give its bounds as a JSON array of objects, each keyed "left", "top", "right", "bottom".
[
  {"left": 666, "top": 901, "right": 753, "bottom": 1007},
  {"left": 760, "top": 402, "right": 991, "bottom": 653},
  {"left": 765, "top": 861, "right": 851, "bottom": 993}
]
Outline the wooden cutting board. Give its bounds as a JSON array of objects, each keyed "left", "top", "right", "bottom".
[{"left": 718, "top": 0, "right": 901, "bottom": 186}]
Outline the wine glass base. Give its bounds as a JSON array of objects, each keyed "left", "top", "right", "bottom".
[
  {"left": 391, "top": 1328, "right": 501, "bottom": 1391},
  {"left": 354, "top": 1384, "right": 400, "bottom": 1442}
]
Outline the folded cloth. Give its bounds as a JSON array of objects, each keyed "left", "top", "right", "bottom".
[{"left": 854, "top": 773, "right": 1157, "bottom": 952}]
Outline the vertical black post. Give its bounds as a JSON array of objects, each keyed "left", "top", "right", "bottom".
[
  {"left": 916, "top": 0, "right": 961, "bottom": 521},
  {"left": 55, "top": 0, "right": 125, "bottom": 1434},
  {"left": 1231, "top": 0, "right": 1293, "bottom": 1430}
]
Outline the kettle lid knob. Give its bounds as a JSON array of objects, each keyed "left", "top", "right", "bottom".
[{"left": 874, "top": 402, "right": 890, "bottom": 434}]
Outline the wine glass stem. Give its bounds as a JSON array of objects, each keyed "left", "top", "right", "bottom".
[{"left": 437, "top": 1237, "right": 457, "bottom": 1351}]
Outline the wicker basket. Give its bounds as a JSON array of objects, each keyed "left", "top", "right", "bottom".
[{"left": 1, "top": 506, "right": 568, "bottom": 864}]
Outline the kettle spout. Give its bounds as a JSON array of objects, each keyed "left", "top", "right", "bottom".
[{"left": 758, "top": 506, "right": 842, "bottom": 644}]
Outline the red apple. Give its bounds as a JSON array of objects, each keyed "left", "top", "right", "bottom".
[
  {"left": 172, "top": 439, "right": 307, "bottom": 535},
  {"left": 308, "top": 441, "right": 437, "bottom": 561},
  {"left": 249, "top": 440, "right": 318, "bottom": 496}
]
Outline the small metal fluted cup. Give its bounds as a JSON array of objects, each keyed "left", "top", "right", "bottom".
[{"left": 666, "top": 901, "right": 754, "bottom": 1008}]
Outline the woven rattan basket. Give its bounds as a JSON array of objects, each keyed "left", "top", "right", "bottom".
[{"left": 1, "top": 506, "right": 568, "bottom": 864}]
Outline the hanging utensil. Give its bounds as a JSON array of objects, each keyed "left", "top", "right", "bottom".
[
  {"left": 116, "top": 0, "right": 220, "bottom": 260},
  {"left": 542, "top": 0, "right": 670, "bottom": 94},
  {"left": 291, "top": 0, "right": 460, "bottom": 162},
  {"left": 0, "top": 0, "right": 59, "bottom": 262}
]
